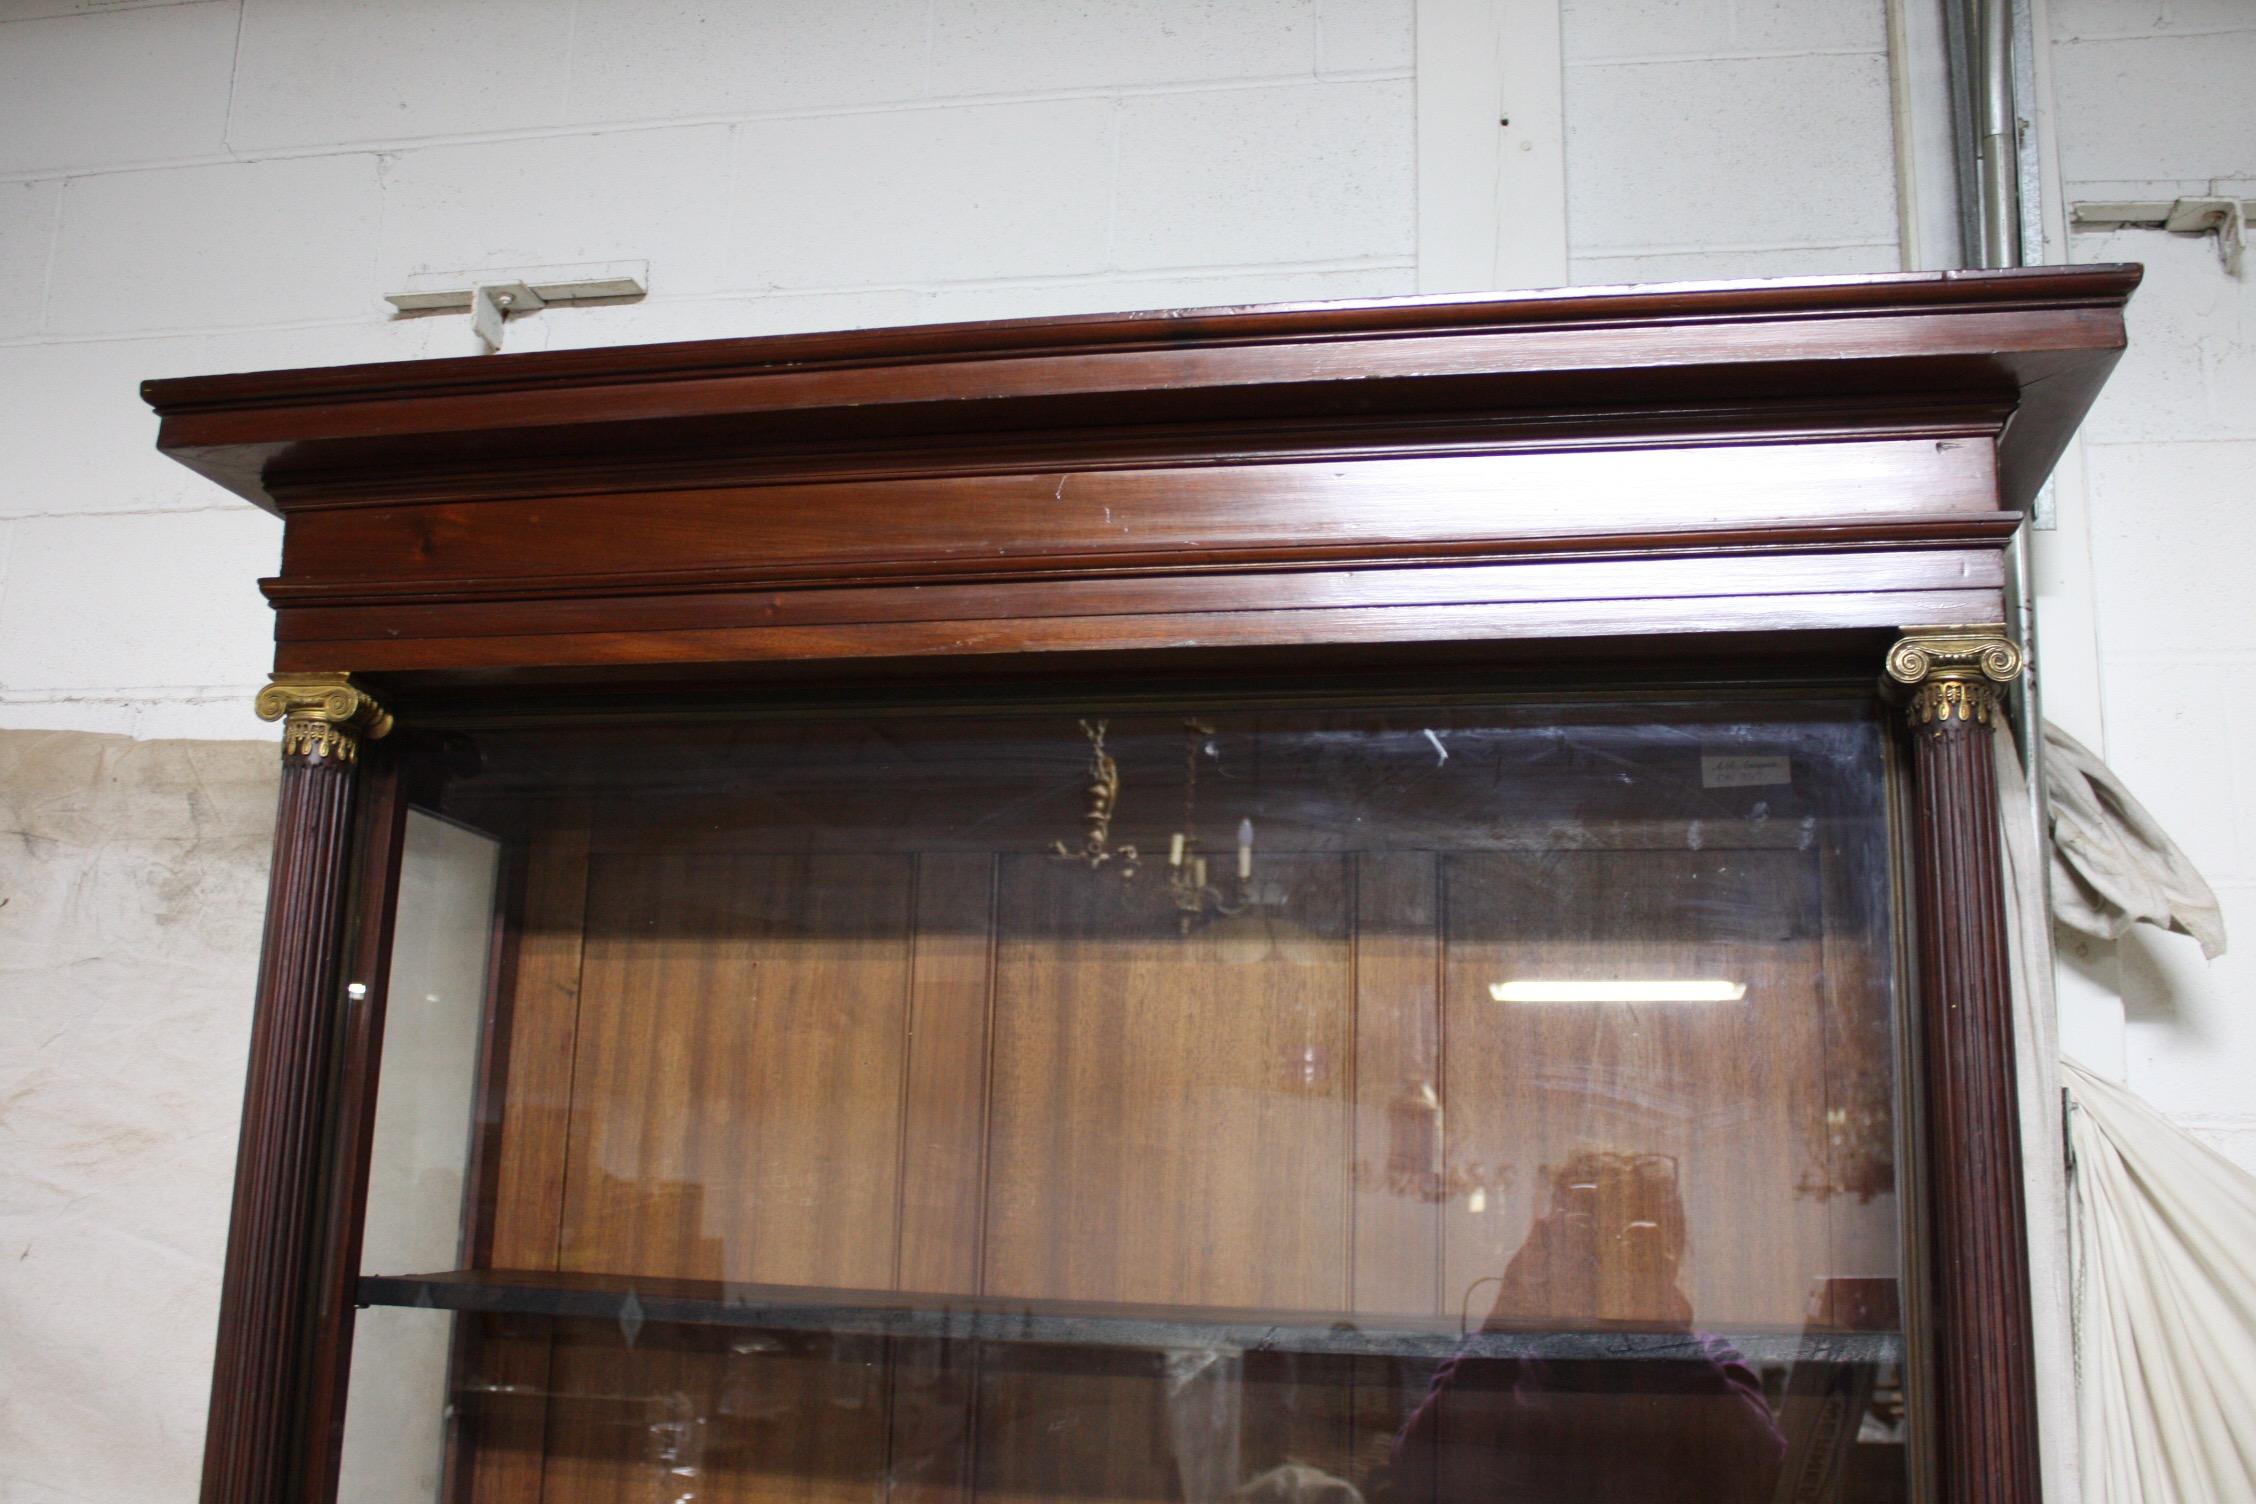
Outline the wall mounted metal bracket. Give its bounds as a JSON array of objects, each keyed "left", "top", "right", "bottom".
[
  {"left": 2071, "top": 197, "right": 2248, "bottom": 276},
  {"left": 384, "top": 261, "right": 648, "bottom": 351}
]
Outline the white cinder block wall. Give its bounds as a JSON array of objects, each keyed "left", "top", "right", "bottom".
[
  {"left": 2037, "top": 0, "right": 2256, "bottom": 1168},
  {"left": 1560, "top": 0, "right": 1903, "bottom": 283},
  {"left": 1, "top": 0, "right": 2249, "bottom": 1498}
]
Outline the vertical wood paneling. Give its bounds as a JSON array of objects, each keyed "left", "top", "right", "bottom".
[
  {"left": 1350, "top": 852, "right": 1445, "bottom": 1319},
  {"left": 895, "top": 853, "right": 1000, "bottom": 1295},
  {"left": 558, "top": 852, "right": 914, "bottom": 1288},
  {"left": 1438, "top": 848, "right": 1841, "bottom": 1329},
  {"left": 486, "top": 820, "right": 594, "bottom": 1270},
  {"left": 462, "top": 818, "right": 590, "bottom": 1504},
  {"left": 889, "top": 853, "right": 999, "bottom": 1504},
  {"left": 981, "top": 853, "right": 1354, "bottom": 1310}
]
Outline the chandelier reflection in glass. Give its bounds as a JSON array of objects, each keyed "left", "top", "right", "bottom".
[{"left": 1051, "top": 718, "right": 1256, "bottom": 933}]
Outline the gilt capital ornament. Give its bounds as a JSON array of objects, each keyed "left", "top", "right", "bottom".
[
  {"left": 1882, "top": 626, "right": 2024, "bottom": 730},
  {"left": 254, "top": 673, "right": 394, "bottom": 763}
]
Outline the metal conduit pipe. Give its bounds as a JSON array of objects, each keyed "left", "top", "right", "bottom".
[{"left": 1955, "top": 0, "right": 2053, "bottom": 912}]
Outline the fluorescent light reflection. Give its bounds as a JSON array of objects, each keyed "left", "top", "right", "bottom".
[{"left": 1488, "top": 979, "right": 1749, "bottom": 1004}]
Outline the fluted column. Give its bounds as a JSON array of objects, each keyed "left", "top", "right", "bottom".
[
  {"left": 1884, "top": 627, "right": 2040, "bottom": 1504},
  {"left": 200, "top": 675, "right": 392, "bottom": 1504}
]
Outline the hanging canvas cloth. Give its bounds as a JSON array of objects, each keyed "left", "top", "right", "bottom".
[
  {"left": 2045, "top": 724, "right": 2226, "bottom": 958},
  {"left": 2066, "top": 1058, "right": 2256, "bottom": 1502}
]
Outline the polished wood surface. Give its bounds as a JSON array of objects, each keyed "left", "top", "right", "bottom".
[
  {"left": 201, "top": 742, "right": 377, "bottom": 1504},
  {"left": 139, "top": 268, "right": 2134, "bottom": 687},
  {"left": 1906, "top": 716, "right": 2041, "bottom": 1504},
  {"left": 983, "top": 856, "right": 1353, "bottom": 1309},
  {"left": 559, "top": 853, "right": 915, "bottom": 1289},
  {"left": 301, "top": 741, "right": 413, "bottom": 1504}
]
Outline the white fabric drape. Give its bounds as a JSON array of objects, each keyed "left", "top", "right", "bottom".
[
  {"left": 2066, "top": 1059, "right": 2256, "bottom": 1502},
  {"left": 1996, "top": 732, "right": 2084, "bottom": 1504},
  {"left": 2034, "top": 720, "right": 2252, "bottom": 1502},
  {"left": 2045, "top": 724, "right": 2226, "bottom": 959}
]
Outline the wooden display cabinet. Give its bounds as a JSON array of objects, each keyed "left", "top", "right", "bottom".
[{"left": 145, "top": 265, "right": 2140, "bottom": 1504}]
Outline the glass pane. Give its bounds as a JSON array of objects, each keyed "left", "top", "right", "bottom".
[
  {"left": 343, "top": 698, "right": 1911, "bottom": 1503},
  {"left": 338, "top": 811, "right": 501, "bottom": 1504}
]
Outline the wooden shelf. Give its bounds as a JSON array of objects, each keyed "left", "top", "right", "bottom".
[{"left": 358, "top": 1268, "right": 1901, "bottom": 1368}]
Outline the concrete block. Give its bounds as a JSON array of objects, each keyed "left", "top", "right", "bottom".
[
  {"left": 731, "top": 100, "right": 1115, "bottom": 289},
  {"left": 2157, "top": 0, "right": 2256, "bottom": 35},
  {"left": 2070, "top": 231, "right": 2233, "bottom": 446},
  {"left": 0, "top": 1, "right": 236, "bottom": 174},
  {"left": 931, "top": 0, "right": 1317, "bottom": 95},
  {"left": 2046, "top": 0, "right": 2167, "bottom": 42},
  {"left": 1115, "top": 80, "right": 1415, "bottom": 269},
  {"left": 2225, "top": 666, "right": 2256, "bottom": 890},
  {"left": 1570, "top": 242, "right": 1901, "bottom": 285},
  {"left": 567, "top": 0, "right": 925, "bottom": 124},
  {"left": 2184, "top": 1122, "right": 2256, "bottom": 1179},
  {"left": 1565, "top": 53, "right": 1897, "bottom": 253},
  {"left": 2122, "top": 884, "right": 2256, "bottom": 1120},
  {"left": 0, "top": 0, "right": 210, "bottom": 15},
  {"left": 197, "top": 312, "right": 471, "bottom": 375},
  {"left": 2086, "top": 441, "right": 2256, "bottom": 660},
  {"left": 503, "top": 289, "right": 929, "bottom": 352},
  {"left": 0, "top": 335, "right": 214, "bottom": 518},
  {"left": 2192, "top": 257, "right": 2256, "bottom": 446},
  {"left": 0, "top": 323, "right": 466, "bottom": 527},
  {"left": 378, "top": 127, "right": 734, "bottom": 299},
  {"left": 47, "top": 156, "right": 383, "bottom": 335},
  {"left": 1730, "top": 0, "right": 1887, "bottom": 54},
  {"left": 0, "top": 179, "right": 62, "bottom": 339},
  {"left": 2094, "top": 661, "right": 2243, "bottom": 883},
  {"left": 1563, "top": 0, "right": 1732, "bottom": 62},
  {"left": 0, "top": 509, "right": 279, "bottom": 695},
  {"left": 2052, "top": 31, "right": 2256, "bottom": 189},
  {"left": 227, "top": 0, "right": 571, "bottom": 150},
  {"left": 1319, "top": 0, "right": 1413, "bottom": 72},
  {"left": 913, "top": 265, "right": 1413, "bottom": 325}
]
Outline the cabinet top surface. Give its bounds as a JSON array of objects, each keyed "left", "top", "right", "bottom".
[{"left": 146, "top": 264, "right": 2138, "bottom": 416}]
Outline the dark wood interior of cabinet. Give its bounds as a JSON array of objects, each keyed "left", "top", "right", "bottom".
[{"left": 360, "top": 706, "right": 1907, "bottom": 1503}]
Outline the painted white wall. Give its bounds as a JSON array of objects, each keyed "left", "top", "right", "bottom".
[
  {"left": 2031, "top": 0, "right": 2256, "bottom": 1167},
  {"left": 0, "top": 0, "right": 1430, "bottom": 741},
  {"left": 0, "top": 0, "right": 1901, "bottom": 746}
]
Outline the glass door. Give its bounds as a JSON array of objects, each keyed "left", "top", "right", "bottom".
[{"left": 338, "top": 694, "right": 1913, "bottom": 1504}]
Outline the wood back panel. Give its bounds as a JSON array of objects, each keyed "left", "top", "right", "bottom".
[
  {"left": 1438, "top": 848, "right": 1857, "bottom": 1330},
  {"left": 981, "top": 854, "right": 1354, "bottom": 1310},
  {"left": 437, "top": 704, "right": 1902, "bottom": 1504},
  {"left": 559, "top": 853, "right": 915, "bottom": 1289}
]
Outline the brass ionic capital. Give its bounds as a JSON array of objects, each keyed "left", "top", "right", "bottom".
[
  {"left": 1882, "top": 626, "right": 2025, "bottom": 729},
  {"left": 254, "top": 673, "right": 394, "bottom": 763}
]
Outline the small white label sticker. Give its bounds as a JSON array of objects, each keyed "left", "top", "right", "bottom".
[{"left": 1702, "top": 754, "right": 1791, "bottom": 789}]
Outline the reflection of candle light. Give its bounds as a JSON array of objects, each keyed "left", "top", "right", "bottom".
[
  {"left": 1192, "top": 856, "right": 1208, "bottom": 889},
  {"left": 1169, "top": 832, "right": 1185, "bottom": 867},
  {"left": 1237, "top": 817, "right": 1253, "bottom": 880}
]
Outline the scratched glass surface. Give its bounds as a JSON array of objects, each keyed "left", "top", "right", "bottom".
[{"left": 338, "top": 698, "right": 1913, "bottom": 1503}]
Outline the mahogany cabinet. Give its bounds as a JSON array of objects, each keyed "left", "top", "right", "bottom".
[{"left": 145, "top": 266, "right": 2140, "bottom": 1504}]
